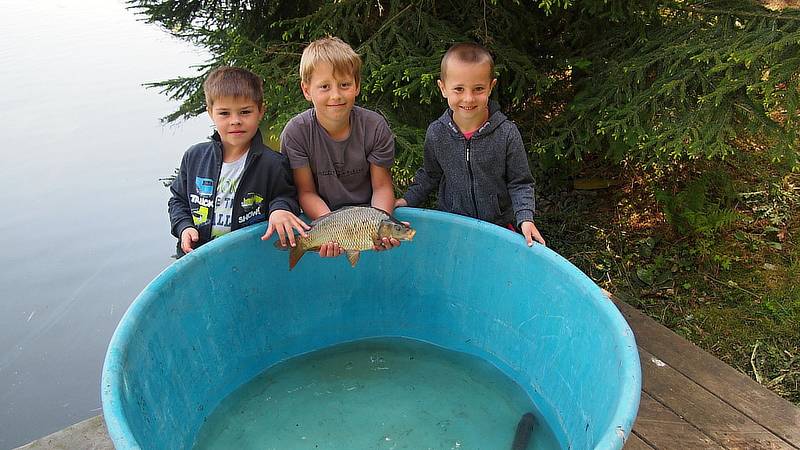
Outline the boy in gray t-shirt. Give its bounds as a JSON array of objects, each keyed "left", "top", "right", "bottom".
[
  {"left": 281, "top": 37, "right": 402, "bottom": 257},
  {"left": 281, "top": 106, "right": 394, "bottom": 211}
]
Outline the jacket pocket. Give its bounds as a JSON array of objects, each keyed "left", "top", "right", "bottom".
[
  {"left": 498, "top": 192, "right": 511, "bottom": 217},
  {"left": 477, "top": 193, "right": 502, "bottom": 222},
  {"left": 439, "top": 181, "right": 472, "bottom": 216}
]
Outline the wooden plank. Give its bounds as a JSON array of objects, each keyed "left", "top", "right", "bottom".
[
  {"left": 624, "top": 431, "right": 656, "bottom": 450},
  {"left": 15, "top": 416, "right": 113, "bottom": 450},
  {"left": 630, "top": 392, "right": 723, "bottom": 449},
  {"left": 613, "top": 298, "right": 800, "bottom": 446},
  {"left": 639, "top": 346, "right": 793, "bottom": 449}
]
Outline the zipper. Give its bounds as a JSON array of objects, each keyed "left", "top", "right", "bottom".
[
  {"left": 206, "top": 147, "right": 223, "bottom": 240},
  {"left": 231, "top": 152, "right": 255, "bottom": 230},
  {"left": 465, "top": 139, "right": 479, "bottom": 217}
]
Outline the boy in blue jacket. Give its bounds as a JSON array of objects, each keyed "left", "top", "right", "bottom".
[
  {"left": 168, "top": 67, "right": 308, "bottom": 257},
  {"left": 396, "top": 43, "right": 545, "bottom": 246}
]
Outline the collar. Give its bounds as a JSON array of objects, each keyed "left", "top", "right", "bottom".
[{"left": 210, "top": 129, "right": 268, "bottom": 156}]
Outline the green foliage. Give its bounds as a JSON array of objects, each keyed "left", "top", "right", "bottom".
[
  {"left": 655, "top": 170, "right": 741, "bottom": 237},
  {"left": 129, "top": 0, "right": 553, "bottom": 171},
  {"left": 130, "top": 0, "right": 800, "bottom": 175},
  {"left": 547, "top": 2, "right": 800, "bottom": 167}
]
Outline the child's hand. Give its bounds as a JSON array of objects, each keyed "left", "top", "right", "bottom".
[
  {"left": 520, "top": 221, "right": 546, "bottom": 247},
  {"left": 373, "top": 221, "right": 410, "bottom": 252},
  {"left": 262, "top": 210, "right": 310, "bottom": 248},
  {"left": 319, "top": 242, "right": 343, "bottom": 258},
  {"left": 394, "top": 198, "right": 408, "bottom": 208},
  {"left": 374, "top": 237, "right": 401, "bottom": 251},
  {"left": 180, "top": 227, "right": 199, "bottom": 254}
]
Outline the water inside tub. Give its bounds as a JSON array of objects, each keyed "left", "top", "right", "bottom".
[{"left": 193, "top": 337, "right": 560, "bottom": 449}]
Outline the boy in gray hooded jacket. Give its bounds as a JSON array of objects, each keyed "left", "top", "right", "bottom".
[{"left": 396, "top": 43, "right": 545, "bottom": 246}]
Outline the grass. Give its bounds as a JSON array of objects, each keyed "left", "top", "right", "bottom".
[{"left": 537, "top": 153, "right": 800, "bottom": 405}]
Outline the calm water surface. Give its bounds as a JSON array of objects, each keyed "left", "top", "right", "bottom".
[
  {"left": 0, "top": 1, "right": 212, "bottom": 447},
  {"left": 194, "top": 338, "right": 560, "bottom": 450}
]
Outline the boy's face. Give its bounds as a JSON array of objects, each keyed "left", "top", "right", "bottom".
[
  {"left": 207, "top": 96, "right": 264, "bottom": 153},
  {"left": 437, "top": 59, "right": 497, "bottom": 126},
  {"left": 301, "top": 62, "right": 360, "bottom": 130}
]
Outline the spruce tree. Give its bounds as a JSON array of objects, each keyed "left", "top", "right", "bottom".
[{"left": 129, "top": 0, "right": 800, "bottom": 180}]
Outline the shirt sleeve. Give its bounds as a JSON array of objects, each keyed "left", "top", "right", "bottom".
[
  {"left": 366, "top": 114, "right": 395, "bottom": 168},
  {"left": 267, "top": 153, "right": 301, "bottom": 215},
  {"left": 402, "top": 129, "right": 442, "bottom": 207},
  {"left": 505, "top": 126, "right": 536, "bottom": 226},
  {"left": 167, "top": 151, "right": 195, "bottom": 238},
  {"left": 280, "top": 119, "right": 310, "bottom": 169}
]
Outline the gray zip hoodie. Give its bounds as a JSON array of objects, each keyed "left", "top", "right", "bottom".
[{"left": 402, "top": 102, "right": 535, "bottom": 227}]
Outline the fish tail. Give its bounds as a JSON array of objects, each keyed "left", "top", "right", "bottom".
[{"left": 288, "top": 245, "right": 306, "bottom": 270}]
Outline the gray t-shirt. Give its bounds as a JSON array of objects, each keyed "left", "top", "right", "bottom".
[{"left": 281, "top": 106, "right": 395, "bottom": 210}]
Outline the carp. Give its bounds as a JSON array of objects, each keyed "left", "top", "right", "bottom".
[{"left": 275, "top": 206, "right": 416, "bottom": 270}]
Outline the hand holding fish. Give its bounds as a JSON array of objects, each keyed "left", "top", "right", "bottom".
[
  {"left": 261, "top": 209, "right": 310, "bottom": 248},
  {"left": 318, "top": 242, "right": 343, "bottom": 258},
  {"left": 373, "top": 221, "right": 410, "bottom": 251},
  {"left": 274, "top": 206, "right": 416, "bottom": 270},
  {"left": 373, "top": 236, "right": 401, "bottom": 251}
]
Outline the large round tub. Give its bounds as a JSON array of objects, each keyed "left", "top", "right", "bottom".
[{"left": 101, "top": 208, "right": 640, "bottom": 449}]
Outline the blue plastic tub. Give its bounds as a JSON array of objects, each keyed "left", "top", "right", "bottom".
[{"left": 101, "top": 208, "right": 640, "bottom": 449}]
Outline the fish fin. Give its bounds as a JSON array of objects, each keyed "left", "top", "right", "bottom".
[
  {"left": 288, "top": 245, "right": 306, "bottom": 270},
  {"left": 346, "top": 250, "right": 361, "bottom": 267},
  {"left": 273, "top": 240, "right": 289, "bottom": 251}
]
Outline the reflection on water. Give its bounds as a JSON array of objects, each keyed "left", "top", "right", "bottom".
[{"left": 0, "top": 1, "right": 212, "bottom": 447}]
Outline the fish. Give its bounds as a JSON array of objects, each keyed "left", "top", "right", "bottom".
[
  {"left": 511, "top": 412, "right": 536, "bottom": 450},
  {"left": 274, "top": 206, "right": 416, "bottom": 270}
]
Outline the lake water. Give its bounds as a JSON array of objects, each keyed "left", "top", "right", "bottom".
[
  {"left": 193, "top": 337, "right": 559, "bottom": 450},
  {"left": 0, "top": 1, "right": 213, "bottom": 447}
]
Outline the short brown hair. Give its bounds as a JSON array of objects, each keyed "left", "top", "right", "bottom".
[
  {"left": 299, "top": 37, "right": 362, "bottom": 87},
  {"left": 203, "top": 67, "right": 264, "bottom": 109},
  {"left": 440, "top": 43, "right": 495, "bottom": 81}
]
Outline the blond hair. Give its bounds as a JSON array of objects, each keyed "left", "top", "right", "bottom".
[
  {"left": 203, "top": 66, "right": 264, "bottom": 109},
  {"left": 440, "top": 42, "right": 495, "bottom": 81},
  {"left": 299, "top": 37, "right": 362, "bottom": 86}
]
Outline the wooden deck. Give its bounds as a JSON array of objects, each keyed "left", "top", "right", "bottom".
[
  {"left": 17, "top": 300, "right": 800, "bottom": 450},
  {"left": 614, "top": 299, "right": 800, "bottom": 450}
]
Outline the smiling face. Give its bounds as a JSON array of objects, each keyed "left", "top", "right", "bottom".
[
  {"left": 301, "top": 62, "right": 360, "bottom": 138},
  {"left": 207, "top": 96, "right": 264, "bottom": 158},
  {"left": 437, "top": 59, "right": 497, "bottom": 132}
]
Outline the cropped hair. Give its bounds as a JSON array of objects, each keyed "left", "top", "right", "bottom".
[
  {"left": 203, "top": 66, "right": 264, "bottom": 109},
  {"left": 440, "top": 42, "right": 495, "bottom": 81},
  {"left": 300, "top": 37, "right": 362, "bottom": 87}
]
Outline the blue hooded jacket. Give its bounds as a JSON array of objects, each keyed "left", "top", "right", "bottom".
[
  {"left": 403, "top": 102, "right": 535, "bottom": 226},
  {"left": 168, "top": 130, "right": 300, "bottom": 254}
]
